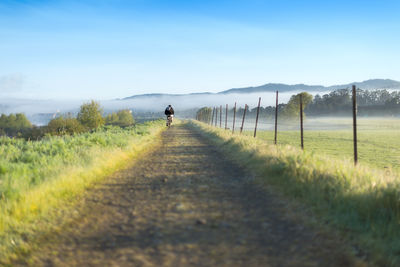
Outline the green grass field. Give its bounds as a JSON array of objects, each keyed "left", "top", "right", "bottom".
[
  {"left": 242, "top": 117, "right": 400, "bottom": 173},
  {"left": 0, "top": 120, "right": 165, "bottom": 263}
]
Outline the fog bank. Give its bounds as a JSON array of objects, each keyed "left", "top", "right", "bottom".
[{"left": 0, "top": 91, "right": 331, "bottom": 125}]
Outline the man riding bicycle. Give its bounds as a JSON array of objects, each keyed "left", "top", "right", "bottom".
[{"left": 165, "top": 105, "right": 175, "bottom": 126}]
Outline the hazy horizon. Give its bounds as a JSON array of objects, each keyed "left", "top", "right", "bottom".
[{"left": 0, "top": 91, "right": 305, "bottom": 115}]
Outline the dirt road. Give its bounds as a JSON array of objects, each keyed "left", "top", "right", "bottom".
[{"left": 19, "top": 124, "right": 363, "bottom": 266}]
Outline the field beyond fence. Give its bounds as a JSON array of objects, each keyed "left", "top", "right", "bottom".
[{"left": 196, "top": 88, "right": 400, "bottom": 174}]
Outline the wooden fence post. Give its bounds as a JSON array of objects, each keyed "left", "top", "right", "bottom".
[
  {"left": 211, "top": 107, "right": 215, "bottom": 125},
  {"left": 274, "top": 91, "right": 278, "bottom": 145},
  {"left": 232, "top": 102, "right": 237, "bottom": 133},
  {"left": 215, "top": 107, "right": 218, "bottom": 127},
  {"left": 225, "top": 104, "right": 228, "bottom": 130},
  {"left": 220, "top": 105, "right": 222, "bottom": 128},
  {"left": 352, "top": 85, "right": 358, "bottom": 165},
  {"left": 300, "top": 94, "right": 304, "bottom": 150},
  {"left": 254, "top": 97, "right": 261, "bottom": 138},
  {"left": 240, "top": 104, "right": 248, "bottom": 134}
]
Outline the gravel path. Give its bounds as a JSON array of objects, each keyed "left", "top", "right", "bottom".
[{"left": 19, "top": 124, "right": 364, "bottom": 266}]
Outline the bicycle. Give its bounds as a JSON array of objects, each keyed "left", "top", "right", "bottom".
[{"left": 166, "top": 115, "right": 173, "bottom": 128}]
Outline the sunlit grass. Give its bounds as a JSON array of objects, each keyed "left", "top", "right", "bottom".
[
  {"left": 0, "top": 120, "right": 165, "bottom": 264},
  {"left": 191, "top": 119, "right": 400, "bottom": 266}
]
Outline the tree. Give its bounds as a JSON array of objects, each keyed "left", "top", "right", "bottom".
[
  {"left": 282, "top": 92, "right": 313, "bottom": 119},
  {"left": 105, "top": 110, "right": 135, "bottom": 127},
  {"left": 116, "top": 110, "right": 135, "bottom": 127},
  {"left": 105, "top": 112, "right": 119, "bottom": 126},
  {"left": 77, "top": 100, "right": 104, "bottom": 130},
  {"left": 0, "top": 113, "right": 32, "bottom": 136},
  {"left": 15, "top": 113, "right": 32, "bottom": 128},
  {"left": 195, "top": 107, "right": 212, "bottom": 123},
  {"left": 46, "top": 116, "right": 85, "bottom": 136}
]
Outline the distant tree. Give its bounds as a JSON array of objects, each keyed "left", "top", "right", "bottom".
[
  {"left": 105, "top": 110, "right": 135, "bottom": 127},
  {"left": 195, "top": 107, "right": 212, "bottom": 123},
  {"left": 23, "top": 126, "right": 47, "bottom": 140},
  {"left": 386, "top": 95, "right": 400, "bottom": 106},
  {"left": 105, "top": 112, "right": 119, "bottom": 126},
  {"left": 305, "top": 89, "right": 400, "bottom": 116},
  {"left": 77, "top": 100, "right": 104, "bottom": 130},
  {"left": 46, "top": 117, "right": 85, "bottom": 136},
  {"left": 282, "top": 92, "right": 313, "bottom": 119},
  {"left": 15, "top": 113, "right": 32, "bottom": 128},
  {"left": 0, "top": 113, "right": 32, "bottom": 136},
  {"left": 6, "top": 114, "right": 16, "bottom": 128},
  {"left": 0, "top": 114, "right": 8, "bottom": 130},
  {"left": 116, "top": 110, "right": 135, "bottom": 127}
]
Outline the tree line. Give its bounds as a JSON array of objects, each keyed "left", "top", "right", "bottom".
[
  {"left": 306, "top": 89, "right": 400, "bottom": 116},
  {"left": 0, "top": 100, "right": 135, "bottom": 139}
]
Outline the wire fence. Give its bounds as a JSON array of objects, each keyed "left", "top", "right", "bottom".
[{"left": 196, "top": 86, "right": 362, "bottom": 165}]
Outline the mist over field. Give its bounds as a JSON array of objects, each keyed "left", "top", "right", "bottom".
[
  {"left": 0, "top": 91, "right": 316, "bottom": 125},
  {"left": 106, "top": 91, "right": 306, "bottom": 109},
  {"left": 226, "top": 117, "right": 400, "bottom": 132},
  {"left": 0, "top": 91, "right": 302, "bottom": 112}
]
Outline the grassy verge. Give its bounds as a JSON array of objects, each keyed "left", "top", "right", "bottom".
[
  {"left": 0, "top": 120, "right": 165, "bottom": 264},
  {"left": 189, "top": 120, "right": 400, "bottom": 266}
]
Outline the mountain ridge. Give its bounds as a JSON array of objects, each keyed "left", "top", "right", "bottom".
[{"left": 122, "top": 79, "right": 400, "bottom": 100}]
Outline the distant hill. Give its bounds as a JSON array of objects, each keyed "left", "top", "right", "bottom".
[
  {"left": 122, "top": 92, "right": 213, "bottom": 100},
  {"left": 219, "top": 79, "right": 400, "bottom": 94},
  {"left": 122, "top": 79, "right": 400, "bottom": 100},
  {"left": 220, "top": 83, "right": 322, "bottom": 94}
]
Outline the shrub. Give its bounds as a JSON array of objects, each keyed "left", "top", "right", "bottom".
[
  {"left": 105, "top": 110, "right": 135, "bottom": 127},
  {"left": 46, "top": 117, "right": 85, "bottom": 136},
  {"left": 77, "top": 100, "right": 104, "bottom": 130}
]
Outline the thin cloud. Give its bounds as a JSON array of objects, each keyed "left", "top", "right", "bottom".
[{"left": 0, "top": 73, "right": 26, "bottom": 93}]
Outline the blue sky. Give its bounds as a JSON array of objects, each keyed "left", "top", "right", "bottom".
[{"left": 0, "top": 0, "right": 399, "bottom": 99}]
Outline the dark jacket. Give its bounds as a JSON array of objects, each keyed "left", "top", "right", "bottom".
[{"left": 165, "top": 106, "right": 174, "bottom": 116}]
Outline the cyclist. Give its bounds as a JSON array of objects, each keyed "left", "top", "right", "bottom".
[{"left": 164, "top": 105, "right": 175, "bottom": 126}]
